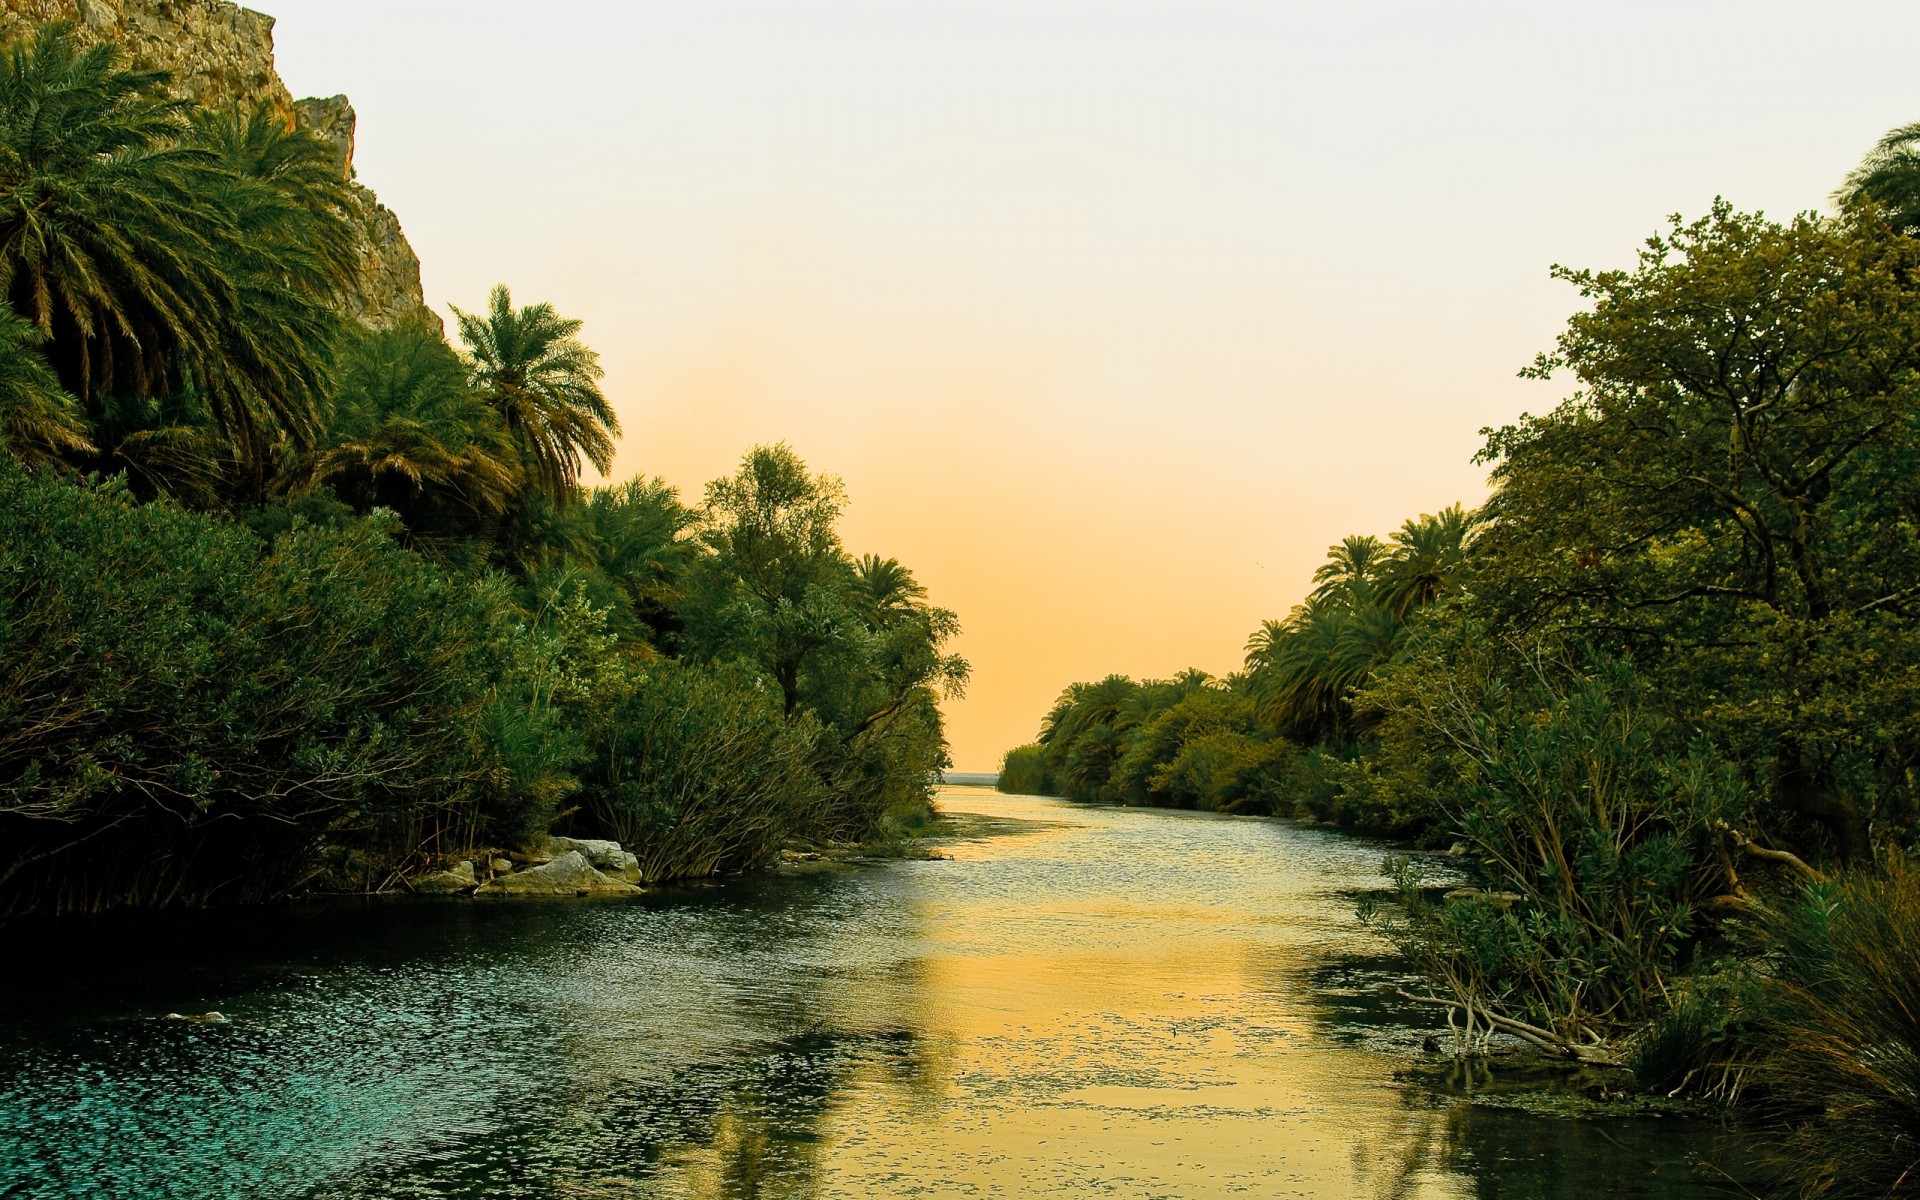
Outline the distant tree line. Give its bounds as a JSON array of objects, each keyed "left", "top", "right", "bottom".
[
  {"left": 1002, "top": 124, "right": 1920, "bottom": 1198},
  {"left": 0, "top": 24, "right": 966, "bottom": 919}
]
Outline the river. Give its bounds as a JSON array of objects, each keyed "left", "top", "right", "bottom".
[{"left": 0, "top": 787, "right": 1746, "bottom": 1198}]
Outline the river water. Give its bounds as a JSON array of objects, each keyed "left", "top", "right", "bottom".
[{"left": 0, "top": 787, "right": 1745, "bottom": 1199}]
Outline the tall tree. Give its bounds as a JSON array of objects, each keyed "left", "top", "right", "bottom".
[
  {"left": 453, "top": 284, "right": 617, "bottom": 502},
  {"left": 1310, "top": 534, "right": 1384, "bottom": 603},
  {"left": 1477, "top": 203, "right": 1920, "bottom": 862},
  {"left": 696, "top": 443, "right": 849, "bottom": 715},
  {"left": 0, "top": 24, "right": 336, "bottom": 472},
  {"left": 1378, "top": 504, "right": 1475, "bottom": 619},
  {"left": 300, "top": 319, "right": 520, "bottom": 537}
]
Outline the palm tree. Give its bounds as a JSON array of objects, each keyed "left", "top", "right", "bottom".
[
  {"left": 1246, "top": 590, "right": 1405, "bottom": 743},
  {"left": 453, "top": 284, "right": 618, "bottom": 502},
  {"left": 185, "top": 103, "right": 352, "bottom": 480},
  {"left": 300, "top": 319, "right": 520, "bottom": 532},
  {"left": 1039, "top": 675, "right": 1143, "bottom": 794},
  {"left": 581, "top": 476, "right": 698, "bottom": 638},
  {"left": 1310, "top": 534, "right": 1384, "bottom": 603},
  {"left": 188, "top": 102, "right": 357, "bottom": 302},
  {"left": 1837, "top": 121, "right": 1920, "bottom": 236},
  {"left": 853, "top": 554, "right": 927, "bottom": 628},
  {"left": 0, "top": 307, "right": 89, "bottom": 463},
  {"left": 0, "top": 25, "right": 338, "bottom": 478},
  {"left": 1378, "top": 504, "right": 1476, "bottom": 619}
]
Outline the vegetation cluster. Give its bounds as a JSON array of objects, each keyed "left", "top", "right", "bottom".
[
  {"left": 1002, "top": 125, "right": 1920, "bottom": 1196},
  {"left": 0, "top": 24, "right": 966, "bottom": 919}
]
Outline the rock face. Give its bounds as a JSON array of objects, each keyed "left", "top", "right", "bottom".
[
  {"left": 0, "top": 0, "right": 435, "bottom": 329},
  {"left": 476, "top": 851, "right": 639, "bottom": 898}
]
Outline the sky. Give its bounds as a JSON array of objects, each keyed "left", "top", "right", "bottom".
[{"left": 261, "top": 1, "right": 1920, "bottom": 770}]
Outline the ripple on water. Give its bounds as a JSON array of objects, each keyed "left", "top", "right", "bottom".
[{"left": 0, "top": 788, "right": 1749, "bottom": 1198}]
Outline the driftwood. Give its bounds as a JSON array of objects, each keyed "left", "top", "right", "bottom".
[{"left": 1398, "top": 990, "right": 1624, "bottom": 1066}]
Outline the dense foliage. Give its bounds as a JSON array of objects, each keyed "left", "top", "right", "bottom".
[
  {"left": 0, "top": 22, "right": 965, "bottom": 918},
  {"left": 1001, "top": 123, "right": 1920, "bottom": 1190}
]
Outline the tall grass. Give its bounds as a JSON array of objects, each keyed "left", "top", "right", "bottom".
[{"left": 1753, "top": 857, "right": 1920, "bottom": 1198}]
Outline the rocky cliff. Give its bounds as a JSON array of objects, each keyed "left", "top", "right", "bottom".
[{"left": 0, "top": 0, "right": 433, "bottom": 328}]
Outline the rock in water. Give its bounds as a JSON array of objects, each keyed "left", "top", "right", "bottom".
[
  {"left": 545, "top": 836, "right": 643, "bottom": 884},
  {"left": 411, "top": 860, "right": 477, "bottom": 895},
  {"left": 476, "top": 851, "right": 637, "bottom": 897}
]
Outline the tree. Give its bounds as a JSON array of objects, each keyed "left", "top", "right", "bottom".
[
  {"left": 853, "top": 554, "right": 928, "bottom": 628},
  {"left": 0, "top": 25, "right": 338, "bottom": 472},
  {"left": 299, "top": 319, "right": 520, "bottom": 539},
  {"left": 0, "top": 307, "right": 89, "bottom": 463},
  {"left": 1310, "top": 534, "right": 1383, "bottom": 603},
  {"left": 1478, "top": 202, "right": 1920, "bottom": 863},
  {"left": 1378, "top": 504, "right": 1475, "bottom": 619},
  {"left": 453, "top": 284, "right": 617, "bottom": 502},
  {"left": 695, "top": 443, "right": 850, "bottom": 716},
  {"left": 1837, "top": 120, "right": 1920, "bottom": 236}
]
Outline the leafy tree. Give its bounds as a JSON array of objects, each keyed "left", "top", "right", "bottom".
[
  {"left": 1478, "top": 202, "right": 1920, "bottom": 863},
  {"left": 693, "top": 443, "right": 851, "bottom": 716},
  {"left": 453, "top": 284, "right": 617, "bottom": 502}
]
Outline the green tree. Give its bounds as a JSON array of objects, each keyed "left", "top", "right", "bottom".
[
  {"left": 0, "top": 25, "right": 339, "bottom": 474},
  {"left": 0, "top": 307, "right": 89, "bottom": 463},
  {"left": 1378, "top": 504, "right": 1475, "bottom": 619},
  {"left": 1310, "top": 534, "right": 1384, "bottom": 603},
  {"left": 453, "top": 284, "right": 617, "bottom": 502},
  {"left": 300, "top": 318, "right": 521, "bottom": 542},
  {"left": 694, "top": 443, "right": 850, "bottom": 716},
  {"left": 1478, "top": 202, "right": 1920, "bottom": 863}
]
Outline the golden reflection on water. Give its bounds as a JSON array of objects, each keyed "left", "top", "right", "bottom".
[{"left": 651, "top": 788, "right": 1472, "bottom": 1200}]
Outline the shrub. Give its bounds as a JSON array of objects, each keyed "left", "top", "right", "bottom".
[
  {"left": 997, "top": 744, "right": 1050, "bottom": 795},
  {"left": 0, "top": 463, "right": 500, "bottom": 916},
  {"left": 574, "top": 660, "right": 819, "bottom": 880},
  {"left": 1749, "top": 858, "right": 1920, "bottom": 1199}
]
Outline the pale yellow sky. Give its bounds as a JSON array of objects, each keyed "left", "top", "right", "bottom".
[{"left": 265, "top": 1, "right": 1920, "bottom": 769}]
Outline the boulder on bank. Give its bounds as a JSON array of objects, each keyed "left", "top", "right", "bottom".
[
  {"left": 545, "top": 836, "right": 642, "bottom": 884},
  {"left": 476, "top": 851, "right": 639, "bottom": 897},
  {"left": 412, "top": 860, "right": 477, "bottom": 895}
]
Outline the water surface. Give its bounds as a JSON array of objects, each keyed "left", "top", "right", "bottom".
[{"left": 0, "top": 787, "right": 1744, "bottom": 1198}]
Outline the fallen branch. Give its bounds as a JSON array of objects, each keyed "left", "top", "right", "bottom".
[{"left": 1398, "top": 990, "right": 1624, "bottom": 1066}]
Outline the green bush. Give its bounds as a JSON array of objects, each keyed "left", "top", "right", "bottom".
[
  {"left": 1364, "top": 653, "right": 1750, "bottom": 1043},
  {"left": 997, "top": 744, "right": 1050, "bottom": 795},
  {"left": 0, "top": 462, "right": 502, "bottom": 916},
  {"left": 574, "top": 660, "right": 820, "bottom": 880}
]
